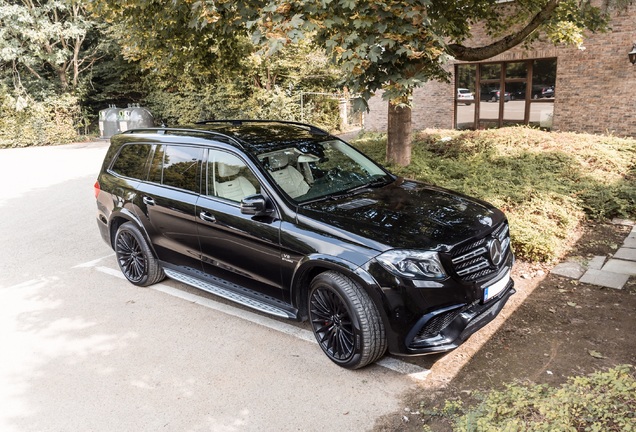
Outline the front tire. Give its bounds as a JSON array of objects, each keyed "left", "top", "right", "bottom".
[
  {"left": 308, "top": 271, "right": 386, "bottom": 369},
  {"left": 114, "top": 222, "right": 165, "bottom": 286}
]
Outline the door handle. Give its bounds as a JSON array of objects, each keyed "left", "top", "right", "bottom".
[
  {"left": 199, "top": 211, "right": 216, "bottom": 223},
  {"left": 143, "top": 196, "right": 155, "bottom": 206}
]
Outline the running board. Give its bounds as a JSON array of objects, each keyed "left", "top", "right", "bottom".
[{"left": 163, "top": 268, "right": 297, "bottom": 319}]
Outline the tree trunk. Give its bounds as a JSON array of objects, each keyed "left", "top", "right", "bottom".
[{"left": 387, "top": 101, "right": 412, "bottom": 167}]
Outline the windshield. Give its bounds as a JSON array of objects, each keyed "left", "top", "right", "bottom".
[{"left": 256, "top": 139, "right": 393, "bottom": 203}]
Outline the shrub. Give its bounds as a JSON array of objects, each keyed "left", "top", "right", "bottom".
[
  {"left": 0, "top": 88, "right": 79, "bottom": 148},
  {"left": 428, "top": 365, "right": 636, "bottom": 431}
]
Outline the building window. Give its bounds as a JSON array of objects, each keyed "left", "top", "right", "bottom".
[{"left": 455, "top": 58, "right": 556, "bottom": 130}]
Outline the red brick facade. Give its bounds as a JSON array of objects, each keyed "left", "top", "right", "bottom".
[{"left": 364, "top": 4, "right": 636, "bottom": 137}]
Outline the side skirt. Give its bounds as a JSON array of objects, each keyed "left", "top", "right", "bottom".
[{"left": 163, "top": 268, "right": 298, "bottom": 320}]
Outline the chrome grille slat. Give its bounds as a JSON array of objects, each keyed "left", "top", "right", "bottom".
[
  {"left": 452, "top": 246, "right": 488, "bottom": 265},
  {"left": 450, "top": 222, "right": 511, "bottom": 282},
  {"left": 452, "top": 239, "right": 486, "bottom": 257},
  {"left": 456, "top": 259, "right": 490, "bottom": 277}
]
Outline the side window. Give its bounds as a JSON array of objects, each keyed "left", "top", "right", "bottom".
[
  {"left": 110, "top": 144, "right": 152, "bottom": 180},
  {"left": 206, "top": 150, "right": 260, "bottom": 203},
  {"left": 148, "top": 145, "right": 204, "bottom": 193}
]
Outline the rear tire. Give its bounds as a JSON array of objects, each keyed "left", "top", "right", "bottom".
[
  {"left": 308, "top": 271, "right": 386, "bottom": 369},
  {"left": 114, "top": 222, "right": 165, "bottom": 287}
]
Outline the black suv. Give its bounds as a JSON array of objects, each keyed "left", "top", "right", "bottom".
[{"left": 95, "top": 120, "right": 514, "bottom": 369}]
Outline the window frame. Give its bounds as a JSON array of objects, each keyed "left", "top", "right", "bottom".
[{"left": 454, "top": 58, "right": 557, "bottom": 130}]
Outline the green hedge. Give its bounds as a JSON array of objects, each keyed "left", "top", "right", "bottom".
[{"left": 0, "top": 89, "right": 79, "bottom": 148}]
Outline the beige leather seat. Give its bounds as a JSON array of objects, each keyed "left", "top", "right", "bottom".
[
  {"left": 215, "top": 163, "right": 256, "bottom": 202},
  {"left": 268, "top": 153, "right": 310, "bottom": 198}
]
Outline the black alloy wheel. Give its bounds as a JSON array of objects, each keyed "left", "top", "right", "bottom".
[
  {"left": 114, "top": 222, "right": 164, "bottom": 287},
  {"left": 308, "top": 271, "right": 386, "bottom": 369}
]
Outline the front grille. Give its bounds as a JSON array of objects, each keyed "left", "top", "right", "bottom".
[{"left": 451, "top": 222, "right": 511, "bottom": 282}]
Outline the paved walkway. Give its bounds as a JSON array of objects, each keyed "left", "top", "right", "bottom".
[{"left": 552, "top": 219, "right": 636, "bottom": 289}]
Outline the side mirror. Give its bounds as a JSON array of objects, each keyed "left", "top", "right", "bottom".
[{"left": 240, "top": 194, "right": 273, "bottom": 216}]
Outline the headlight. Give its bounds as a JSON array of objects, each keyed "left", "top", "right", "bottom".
[{"left": 376, "top": 250, "right": 447, "bottom": 280}]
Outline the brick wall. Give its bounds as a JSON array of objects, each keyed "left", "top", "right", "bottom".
[
  {"left": 554, "top": 4, "right": 636, "bottom": 136},
  {"left": 364, "top": 4, "right": 636, "bottom": 137}
]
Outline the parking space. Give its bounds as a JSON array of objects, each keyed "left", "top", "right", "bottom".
[{"left": 0, "top": 142, "right": 430, "bottom": 431}]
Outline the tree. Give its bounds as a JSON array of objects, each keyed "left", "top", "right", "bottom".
[
  {"left": 0, "top": 0, "right": 106, "bottom": 94},
  {"left": 94, "top": 0, "right": 620, "bottom": 165},
  {"left": 248, "top": 0, "right": 614, "bottom": 165}
]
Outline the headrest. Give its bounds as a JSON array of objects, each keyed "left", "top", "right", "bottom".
[
  {"left": 268, "top": 153, "right": 289, "bottom": 170},
  {"left": 217, "top": 162, "right": 240, "bottom": 177}
]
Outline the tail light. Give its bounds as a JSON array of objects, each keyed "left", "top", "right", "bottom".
[{"left": 94, "top": 180, "right": 100, "bottom": 199}]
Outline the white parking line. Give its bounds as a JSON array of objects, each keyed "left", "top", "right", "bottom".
[
  {"left": 84, "top": 258, "right": 430, "bottom": 381},
  {"left": 73, "top": 253, "right": 115, "bottom": 268}
]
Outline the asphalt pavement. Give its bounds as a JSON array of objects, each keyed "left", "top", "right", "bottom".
[{"left": 0, "top": 141, "right": 425, "bottom": 431}]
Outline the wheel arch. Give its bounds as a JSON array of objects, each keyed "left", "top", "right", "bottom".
[
  {"left": 290, "top": 256, "right": 390, "bottom": 328},
  {"left": 108, "top": 209, "right": 151, "bottom": 251}
]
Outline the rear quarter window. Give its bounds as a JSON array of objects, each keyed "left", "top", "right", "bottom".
[
  {"left": 110, "top": 144, "right": 152, "bottom": 180},
  {"left": 149, "top": 145, "right": 204, "bottom": 193}
]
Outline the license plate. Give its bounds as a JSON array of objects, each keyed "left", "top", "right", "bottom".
[{"left": 483, "top": 270, "right": 511, "bottom": 302}]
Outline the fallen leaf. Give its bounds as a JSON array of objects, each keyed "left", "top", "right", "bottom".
[{"left": 588, "top": 350, "right": 606, "bottom": 359}]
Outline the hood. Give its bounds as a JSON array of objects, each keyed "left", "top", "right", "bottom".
[{"left": 298, "top": 178, "right": 504, "bottom": 252}]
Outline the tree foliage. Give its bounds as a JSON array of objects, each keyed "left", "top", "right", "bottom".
[
  {"left": 141, "top": 38, "right": 342, "bottom": 130},
  {"left": 93, "top": 0, "right": 622, "bottom": 164},
  {"left": 0, "top": 0, "right": 107, "bottom": 93}
]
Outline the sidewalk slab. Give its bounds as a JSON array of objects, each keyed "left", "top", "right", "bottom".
[
  {"left": 614, "top": 248, "right": 636, "bottom": 261},
  {"left": 602, "top": 259, "right": 636, "bottom": 276},
  {"left": 623, "top": 237, "right": 636, "bottom": 248},
  {"left": 579, "top": 269, "right": 629, "bottom": 289},
  {"left": 551, "top": 262, "right": 586, "bottom": 279},
  {"left": 588, "top": 256, "right": 606, "bottom": 270}
]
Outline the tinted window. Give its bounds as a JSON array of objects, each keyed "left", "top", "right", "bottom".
[
  {"left": 148, "top": 145, "right": 204, "bottom": 193},
  {"left": 110, "top": 144, "right": 151, "bottom": 180},
  {"left": 532, "top": 59, "right": 557, "bottom": 99}
]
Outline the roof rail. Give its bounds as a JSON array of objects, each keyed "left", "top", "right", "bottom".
[
  {"left": 194, "top": 119, "right": 330, "bottom": 136},
  {"left": 120, "top": 127, "right": 244, "bottom": 147}
]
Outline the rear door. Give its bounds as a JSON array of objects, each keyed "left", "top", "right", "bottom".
[{"left": 135, "top": 144, "right": 204, "bottom": 272}]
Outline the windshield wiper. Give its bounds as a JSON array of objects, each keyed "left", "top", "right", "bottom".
[
  {"left": 298, "top": 176, "right": 393, "bottom": 205},
  {"left": 346, "top": 176, "right": 392, "bottom": 193},
  {"left": 319, "top": 178, "right": 390, "bottom": 202}
]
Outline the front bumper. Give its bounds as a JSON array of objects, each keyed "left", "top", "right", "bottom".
[
  {"left": 364, "top": 246, "right": 515, "bottom": 356},
  {"left": 402, "top": 280, "right": 515, "bottom": 355}
]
